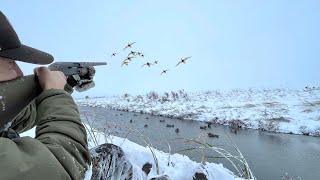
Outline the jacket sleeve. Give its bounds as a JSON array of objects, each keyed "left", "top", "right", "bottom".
[
  {"left": 10, "top": 101, "right": 37, "bottom": 133},
  {"left": 0, "top": 89, "right": 91, "bottom": 180},
  {"left": 11, "top": 84, "right": 75, "bottom": 134}
]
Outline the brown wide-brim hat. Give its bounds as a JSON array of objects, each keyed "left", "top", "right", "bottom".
[{"left": 0, "top": 11, "right": 53, "bottom": 65}]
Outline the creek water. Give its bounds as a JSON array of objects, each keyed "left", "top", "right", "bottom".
[{"left": 79, "top": 106, "right": 320, "bottom": 180}]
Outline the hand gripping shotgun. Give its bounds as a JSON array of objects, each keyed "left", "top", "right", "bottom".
[{"left": 0, "top": 62, "right": 107, "bottom": 132}]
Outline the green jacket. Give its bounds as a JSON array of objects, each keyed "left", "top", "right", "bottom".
[{"left": 0, "top": 88, "right": 91, "bottom": 180}]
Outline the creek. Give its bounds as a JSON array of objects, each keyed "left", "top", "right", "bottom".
[{"left": 79, "top": 106, "right": 320, "bottom": 180}]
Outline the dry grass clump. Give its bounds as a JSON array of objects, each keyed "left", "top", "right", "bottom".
[{"left": 176, "top": 132, "right": 255, "bottom": 179}]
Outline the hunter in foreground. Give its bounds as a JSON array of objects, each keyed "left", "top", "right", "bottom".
[{"left": 0, "top": 11, "right": 91, "bottom": 179}]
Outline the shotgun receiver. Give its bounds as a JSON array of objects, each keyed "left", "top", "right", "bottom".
[
  {"left": 48, "top": 62, "right": 107, "bottom": 76},
  {"left": 0, "top": 61, "right": 107, "bottom": 132}
]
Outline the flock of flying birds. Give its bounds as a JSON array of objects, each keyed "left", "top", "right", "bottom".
[{"left": 109, "top": 42, "right": 192, "bottom": 75}]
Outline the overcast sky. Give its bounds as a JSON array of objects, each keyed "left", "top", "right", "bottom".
[{"left": 2, "top": 0, "right": 320, "bottom": 97}]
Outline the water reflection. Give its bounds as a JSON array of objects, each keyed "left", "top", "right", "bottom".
[{"left": 258, "top": 132, "right": 288, "bottom": 145}]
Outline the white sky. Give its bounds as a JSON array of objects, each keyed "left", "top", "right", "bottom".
[{"left": 2, "top": 0, "right": 320, "bottom": 97}]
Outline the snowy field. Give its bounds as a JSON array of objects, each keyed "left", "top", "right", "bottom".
[
  {"left": 75, "top": 88, "right": 320, "bottom": 137},
  {"left": 20, "top": 127, "right": 246, "bottom": 180}
]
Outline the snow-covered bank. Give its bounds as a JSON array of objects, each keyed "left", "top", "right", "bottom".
[
  {"left": 21, "top": 127, "right": 245, "bottom": 180},
  {"left": 75, "top": 88, "right": 320, "bottom": 137}
]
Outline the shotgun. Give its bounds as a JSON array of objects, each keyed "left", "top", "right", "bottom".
[{"left": 0, "top": 61, "right": 107, "bottom": 132}]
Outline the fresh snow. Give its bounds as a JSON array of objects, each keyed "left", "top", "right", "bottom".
[
  {"left": 75, "top": 88, "right": 320, "bottom": 136},
  {"left": 18, "top": 87, "right": 319, "bottom": 179},
  {"left": 20, "top": 126, "right": 245, "bottom": 180}
]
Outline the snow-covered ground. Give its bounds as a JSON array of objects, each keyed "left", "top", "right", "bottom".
[
  {"left": 20, "top": 127, "right": 245, "bottom": 180},
  {"left": 75, "top": 88, "right": 320, "bottom": 137}
]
